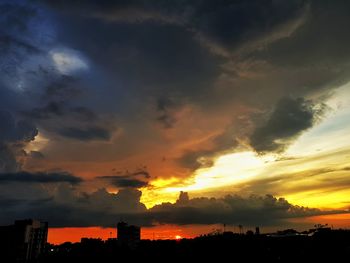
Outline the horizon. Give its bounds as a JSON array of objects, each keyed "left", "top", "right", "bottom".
[
  {"left": 1, "top": 0, "right": 350, "bottom": 246},
  {"left": 47, "top": 212, "right": 350, "bottom": 244}
]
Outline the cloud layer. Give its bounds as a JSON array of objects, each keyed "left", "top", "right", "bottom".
[
  {"left": 0, "top": 171, "right": 82, "bottom": 184},
  {"left": 1, "top": 0, "right": 348, "bottom": 174},
  {"left": 0, "top": 179, "right": 341, "bottom": 227},
  {"left": 1, "top": 0, "right": 350, "bottom": 227}
]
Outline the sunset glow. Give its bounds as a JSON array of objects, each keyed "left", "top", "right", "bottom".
[
  {"left": 48, "top": 225, "right": 217, "bottom": 244},
  {"left": 1, "top": 0, "right": 350, "bottom": 246}
]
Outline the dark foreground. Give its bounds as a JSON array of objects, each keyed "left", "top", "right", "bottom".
[
  {"left": 2, "top": 229, "right": 350, "bottom": 262},
  {"left": 40, "top": 229, "right": 350, "bottom": 262}
]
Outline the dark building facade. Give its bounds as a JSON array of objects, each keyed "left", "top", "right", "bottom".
[
  {"left": 117, "top": 222, "right": 140, "bottom": 248},
  {"left": 0, "top": 219, "right": 48, "bottom": 262},
  {"left": 255, "top": 227, "right": 260, "bottom": 235}
]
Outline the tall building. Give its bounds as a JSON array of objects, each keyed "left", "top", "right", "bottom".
[
  {"left": 255, "top": 227, "right": 260, "bottom": 235},
  {"left": 0, "top": 219, "right": 48, "bottom": 262},
  {"left": 117, "top": 221, "right": 140, "bottom": 248}
]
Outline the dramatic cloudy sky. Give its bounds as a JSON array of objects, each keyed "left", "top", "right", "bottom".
[{"left": 1, "top": 0, "right": 350, "bottom": 240}]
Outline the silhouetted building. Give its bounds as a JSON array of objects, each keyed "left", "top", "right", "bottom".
[
  {"left": 274, "top": 228, "right": 299, "bottom": 237},
  {"left": 246, "top": 230, "right": 254, "bottom": 236},
  {"left": 117, "top": 222, "right": 140, "bottom": 248},
  {"left": 0, "top": 219, "right": 48, "bottom": 262},
  {"left": 81, "top": 238, "right": 104, "bottom": 246},
  {"left": 39, "top": 227, "right": 350, "bottom": 262},
  {"left": 255, "top": 227, "right": 260, "bottom": 235}
]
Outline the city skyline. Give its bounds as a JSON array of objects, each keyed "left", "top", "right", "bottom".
[{"left": 1, "top": 0, "right": 350, "bottom": 243}]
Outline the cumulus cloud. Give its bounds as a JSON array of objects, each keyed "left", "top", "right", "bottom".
[
  {"left": 0, "top": 184, "right": 147, "bottom": 227},
  {"left": 0, "top": 185, "right": 344, "bottom": 227},
  {"left": 147, "top": 191, "right": 347, "bottom": 226}
]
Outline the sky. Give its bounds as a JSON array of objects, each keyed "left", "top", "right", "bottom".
[{"left": 1, "top": 0, "right": 350, "bottom": 243}]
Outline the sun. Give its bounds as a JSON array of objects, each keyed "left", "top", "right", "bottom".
[{"left": 175, "top": 235, "right": 182, "bottom": 240}]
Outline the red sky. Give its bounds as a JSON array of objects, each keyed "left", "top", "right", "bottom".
[
  {"left": 48, "top": 224, "right": 220, "bottom": 244},
  {"left": 48, "top": 213, "right": 350, "bottom": 244}
]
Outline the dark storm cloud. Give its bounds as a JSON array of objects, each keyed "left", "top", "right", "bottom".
[
  {"left": 178, "top": 150, "right": 212, "bottom": 171},
  {"left": 39, "top": 1, "right": 223, "bottom": 110},
  {"left": 0, "top": 111, "right": 38, "bottom": 172},
  {"left": 248, "top": 1, "right": 350, "bottom": 97},
  {"left": 0, "top": 0, "right": 112, "bottom": 148},
  {"left": 0, "top": 171, "right": 82, "bottom": 184},
  {"left": 250, "top": 97, "right": 326, "bottom": 153},
  {"left": 42, "top": 75, "right": 79, "bottom": 100},
  {"left": 0, "top": 111, "right": 38, "bottom": 143},
  {"left": 15, "top": 0, "right": 350, "bottom": 113},
  {"left": 36, "top": 0, "right": 350, "bottom": 108},
  {"left": 0, "top": 144, "right": 19, "bottom": 173},
  {"left": 3, "top": 0, "right": 349, "bottom": 198},
  {"left": 0, "top": 34, "right": 41, "bottom": 56},
  {"left": 188, "top": 0, "right": 308, "bottom": 56},
  {"left": 40, "top": 0, "right": 308, "bottom": 55},
  {"left": 100, "top": 176, "right": 148, "bottom": 188},
  {"left": 58, "top": 126, "right": 111, "bottom": 141},
  {"left": 114, "top": 178, "right": 148, "bottom": 188},
  {"left": 25, "top": 101, "right": 97, "bottom": 122},
  {"left": 37, "top": 0, "right": 309, "bottom": 99},
  {"left": 0, "top": 0, "right": 51, "bottom": 83},
  {"left": 25, "top": 101, "right": 65, "bottom": 119},
  {"left": 22, "top": 75, "right": 96, "bottom": 121},
  {"left": 156, "top": 98, "right": 177, "bottom": 129},
  {"left": 0, "top": 0, "right": 345, "bottom": 229},
  {"left": 0, "top": 1, "right": 40, "bottom": 64},
  {"left": 24, "top": 75, "right": 108, "bottom": 142},
  {"left": 109, "top": 169, "right": 151, "bottom": 179},
  {"left": 70, "top": 106, "right": 98, "bottom": 121},
  {"left": 256, "top": 1, "right": 350, "bottom": 67},
  {"left": 98, "top": 169, "right": 150, "bottom": 188},
  {"left": 37, "top": 0, "right": 329, "bottom": 170}
]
